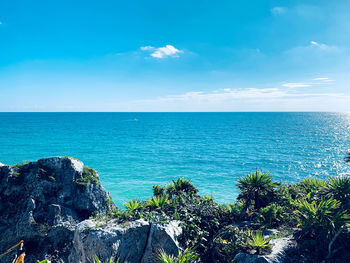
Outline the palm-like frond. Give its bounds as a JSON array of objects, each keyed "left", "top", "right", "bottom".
[
  {"left": 246, "top": 231, "right": 270, "bottom": 254},
  {"left": 294, "top": 198, "right": 349, "bottom": 239},
  {"left": 124, "top": 200, "right": 142, "bottom": 212},
  {"left": 237, "top": 170, "right": 277, "bottom": 210},
  {"left": 147, "top": 195, "right": 169, "bottom": 209},
  {"left": 157, "top": 248, "right": 198, "bottom": 263},
  {"left": 324, "top": 176, "right": 350, "bottom": 208}
]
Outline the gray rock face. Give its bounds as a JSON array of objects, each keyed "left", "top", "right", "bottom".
[
  {"left": 233, "top": 237, "right": 296, "bottom": 263},
  {"left": 69, "top": 219, "right": 183, "bottom": 263},
  {"left": 0, "top": 157, "right": 115, "bottom": 263}
]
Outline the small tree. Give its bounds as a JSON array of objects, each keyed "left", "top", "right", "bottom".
[{"left": 237, "top": 170, "right": 277, "bottom": 210}]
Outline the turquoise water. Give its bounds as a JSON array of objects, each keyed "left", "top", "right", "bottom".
[{"left": 0, "top": 112, "right": 350, "bottom": 207}]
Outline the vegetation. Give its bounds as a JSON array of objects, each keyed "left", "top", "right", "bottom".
[
  {"left": 157, "top": 248, "right": 199, "bottom": 263},
  {"left": 246, "top": 231, "right": 271, "bottom": 255},
  {"left": 92, "top": 254, "right": 124, "bottom": 263},
  {"left": 111, "top": 167, "right": 350, "bottom": 263},
  {"left": 76, "top": 166, "right": 99, "bottom": 185},
  {"left": 3, "top": 152, "right": 350, "bottom": 263},
  {"left": 11, "top": 161, "right": 30, "bottom": 168},
  {"left": 237, "top": 170, "right": 277, "bottom": 210},
  {"left": 258, "top": 203, "right": 285, "bottom": 228}
]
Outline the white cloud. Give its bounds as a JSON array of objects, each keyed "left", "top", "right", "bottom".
[
  {"left": 313, "top": 77, "right": 334, "bottom": 82},
  {"left": 313, "top": 77, "right": 329, "bottom": 81},
  {"left": 128, "top": 88, "right": 350, "bottom": 112},
  {"left": 282, "top": 83, "right": 311, "bottom": 88},
  {"left": 309, "top": 41, "right": 336, "bottom": 50},
  {"left": 282, "top": 78, "right": 334, "bottom": 88},
  {"left": 140, "top": 46, "right": 154, "bottom": 51},
  {"left": 140, "top": 45, "right": 183, "bottom": 58},
  {"left": 271, "top": 7, "right": 287, "bottom": 15}
]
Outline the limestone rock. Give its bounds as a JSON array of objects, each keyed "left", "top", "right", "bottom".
[
  {"left": 69, "top": 219, "right": 183, "bottom": 263},
  {"left": 233, "top": 236, "right": 296, "bottom": 263},
  {"left": 0, "top": 157, "right": 115, "bottom": 263},
  {"left": 141, "top": 220, "right": 183, "bottom": 263}
]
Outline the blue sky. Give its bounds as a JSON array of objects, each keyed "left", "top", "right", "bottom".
[{"left": 0, "top": 0, "right": 350, "bottom": 111}]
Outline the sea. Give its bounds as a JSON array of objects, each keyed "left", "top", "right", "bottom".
[{"left": 0, "top": 112, "right": 349, "bottom": 207}]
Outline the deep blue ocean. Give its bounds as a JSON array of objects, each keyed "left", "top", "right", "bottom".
[{"left": 0, "top": 112, "right": 349, "bottom": 207}]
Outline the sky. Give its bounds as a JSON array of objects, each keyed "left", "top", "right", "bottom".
[{"left": 0, "top": 0, "right": 350, "bottom": 112}]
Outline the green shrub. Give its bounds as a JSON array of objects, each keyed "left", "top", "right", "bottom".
[
  {"left": 76, "top": 166, "right": 99, "bottom": 185},
  {"left": 237, "top": 170, "right": 277, "bottom": 210},
  {"left": 11, "top": 161, "right": 30, "bottom": 168},
  {"left": 153, "top": 185, "right": 166, "bottom": 196},
  {"left": 92, "top": 255, "right": 124, "bottom": 263},
  {"left": 324, "top": 176, "right": 350, "bottom": 210},
  {"left": 157, "top": 248, "right": 199, "bottom": 263},
  {"left": 258, "top": 204, "right": 285, "bottom": 228},
  {"left": 166, "top": 177, "right": 198, "bottom": 197},
  {"left": 245, "top": 231, "right": 271, "bottom": 255},
  {"left": 294, "top": 198, "right": 349, "bottom": 240},
  {"left": 124, "top": 200, "right": 143, "bottom": 212},
  {"left": 211, "top": 226, "right": 245, "bottom": 263},
  {"left": 147, "top": 195, "right": 170, "bottom": 209}
]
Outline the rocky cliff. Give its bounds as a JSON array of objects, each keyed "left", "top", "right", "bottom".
[
  {"left": 0, "top": 157, "right": 182, "bottom": 263},
  {"left": 0, "top": 157, "right": 116, "bottom": 262}
]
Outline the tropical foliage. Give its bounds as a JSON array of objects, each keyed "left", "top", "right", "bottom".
[
  {"left": 246, "top": 231, "right": 271, "bottom": 255},
  {"left": 237, "top": 170, "right": 277, "bottom": 210},
  {"left": 157, "top": 248, "right": 199, "bottom": 263},
  {"left": 3, "top": 153, "right": 350, "bottom": 263},
  {"left": 294, "top": 198, "right": 349, "bottom": 239}
]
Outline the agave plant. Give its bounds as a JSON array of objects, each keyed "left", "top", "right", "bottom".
[
  {"left": 124, "top": 200, "right": 143, "bottom": 212},
  {"left": 258, "top": 203, "right": 285, "bottom": 228},
  {"left": 237, "top": 170, "right": 277, "bottom": 210},
  {"left": 157, "top": 248, "right": 198, "bottom": 263},
  {"left": 166, "top": 178, "right": 198, "bottom": 196},
  {"left": 246, "top": 231, "right": 270, "bottom": 255},
  {"left": 153, "top": 185, "right": 165, "bottom": 196},
  {"left": 147, "top": 195, "right": 169, "bottom": 209},
  {"left": 323, "top": 176, "right": 350, "bottom": 210},
  {"left": 294, "top": 198, "right": 349, "bottom": 240},
  {"left": 92, "top": 255, "right": 122, "bottom": 263},
  {"left": 300, "top": 177, "right": 327, "bottom": 191}
]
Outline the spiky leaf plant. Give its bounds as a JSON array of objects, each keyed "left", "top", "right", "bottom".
[
  {"left": 246, "top": 231, "right": 270, "bottom": 255},
  {"left": 147, "top": 195, "right": 169, "bottom": 209},
  {"left": 237, "top": 170, "right": 277, "bottom": 210},
  {"left": 157, "top": 248, "right": 199, "bottom": 263},
  {"left": 93, "top": 255, "right": 122, "bottom": 263},
  {"left": 124, "top": 200, "right": 143, "bottom": 212},
  {"left": 324, "top": 176, "right": 350, "bottom": 210},
  {"left": 294, "top": 198, "right": 349, "bottom": 240}
]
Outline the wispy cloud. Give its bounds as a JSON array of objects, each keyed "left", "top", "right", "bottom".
[
  {"left": 282, "top": 83, "right": 311, "bottom": 88},
  {"left": 282, "top": 77, "right": 334, "bottom": 88},
  {"left": 312, "top": 77, "right": 334, "bottom": 82},
  {"left": 140, "top": 45, "right": 183, "bottom": 59},
  {"left": 310, "top": 41, "right": 331, "bottom": 49},
  {"left": 313, "top": 77, "right": 329, "bottom": 81},
  {"left": 127, "top": 87, "right": 349, "bottom": 111},
  {"left": 271, "top": 7, "right": 287, "bottom": 15},
  {"left": 286, "top": 41, "right": 338, "bottom": 55}
]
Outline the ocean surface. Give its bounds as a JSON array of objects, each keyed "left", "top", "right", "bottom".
[{"left": 0, "top": 112, "right": 349, "bottom": 207}]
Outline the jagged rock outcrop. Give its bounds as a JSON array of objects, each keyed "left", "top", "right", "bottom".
[
  {"left": 0, "top": 157, "right": 115, "bottom": 263},
  {"left": 69, "top": 219, "right": 183, "bottom": 263},
  {"left": 233, "top": 237, "right": 296, "bottom": 263}
]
